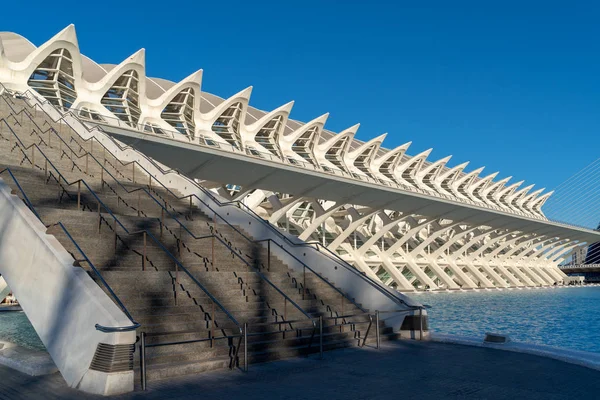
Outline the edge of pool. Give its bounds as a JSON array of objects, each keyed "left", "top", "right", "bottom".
[
  {"left": 430, "top": 333, "right": 600, "bottom": 371},
  {"left": 0, "top": 340, "right": 57, "bottom": 376}
]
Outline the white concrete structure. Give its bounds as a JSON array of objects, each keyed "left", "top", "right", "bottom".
[
  {"left": 1, "top": 25, "right": 598, "bottom": 292},
  {"left": 0, "top": 178, "right": 136, "bottom": 395}
]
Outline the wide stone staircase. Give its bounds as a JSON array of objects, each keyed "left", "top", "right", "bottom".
[{"left": 0, "top": 94, "right": 404, "bottom": 385}]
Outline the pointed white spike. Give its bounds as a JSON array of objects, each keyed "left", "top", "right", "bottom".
[
  {"left": 52, "top": 24, "right": 79, "bottom": 47},
  {"left": 372, "top": 132, "right": 387, "bottom": 142},
  {"left": 312, "top": 112, "right": 330, "bottom": 126},
  {"left": 280, "top": 100, "right": 295, "bottom": 113},
  {"left": 347, "top": 123, "right": 361, "bottom": 132},
  {"left": 233, "top": 86, "right": 253, "bottom": 99},
  {"left": 181, "top": 69, "right": 203, "bottom": 85},
  {"left": 127, "top": 48, "right": 145, "bottom": 65},
  {"left": 0, "top": 35, "right": 5, "bottom": 68}
]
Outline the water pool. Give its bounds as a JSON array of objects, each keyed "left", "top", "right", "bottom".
[
  {"left": 1, "top": 287, "right": 599, "bottom": 354},
  {"left": 416, "top": 286, "right": 600, "bottom": 353},
  {"left": 0, "top": 312, "right": 45, "bottom": 351}
]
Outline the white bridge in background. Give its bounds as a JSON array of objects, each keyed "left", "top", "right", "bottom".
[{"left": 2, "top": 25, "right": 599, "bottom": 292}]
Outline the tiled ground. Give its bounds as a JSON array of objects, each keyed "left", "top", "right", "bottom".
[{"left": 1, "top": 341, "right": 599, "bottom": 399}]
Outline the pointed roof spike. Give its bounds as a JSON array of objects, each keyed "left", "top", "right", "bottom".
[
  {"left": 421, "top": 148, "right": 433, "bottom": 157},
  {"left": 372, "top": 132, "right": 387, "bottom": 142},
  {"left": 437, "top": 155, "right": 453, "bottom": 164},
  {"left": 348, "top": 122, "right": 361, "bottom": 132},
  {"left": 127, "top": 48, "right": 145, "bottom": 65},
  {"left": 52, "top": 24, "right": 79, "bottom": 47},
  {"left": 234, "top": 86, "right": 253, "bottom": 99},
  {"left": 312, "top": 112, "right": 330, "bottom": 125},
  {"left": 0, "top": 35, "right": 5, "bottom": 67},
  {"left": 280, "top": 100, "right": 295, "bottom": 113},
  {"left": 181, "top": 69, "right": 203, "bottom": 84}
]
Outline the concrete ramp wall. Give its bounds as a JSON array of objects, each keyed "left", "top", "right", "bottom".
[{"left": 0, "top": 178, "right": 136, "bottom": 395}]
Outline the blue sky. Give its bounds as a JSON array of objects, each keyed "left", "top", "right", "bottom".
[{"left": 2, "top": 1, "right": 599, "bottom": 193}]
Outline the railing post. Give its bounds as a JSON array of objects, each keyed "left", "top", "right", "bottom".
[
  {"left": 113, "top": 217, "right": 117, "bottom": 256},
  {"left": 160, "top": 207, "right": 164, "bottom": 239},
  {"left": 376, "top": 311, "right": 380, "bottom": 349},
  {"left": 189, "top": 196, "right": 193, "bottom": 220},
  {"left": 303, "top": 266, "right": 306, "bottom": 300},
  {"left": 267, "top": 240, "right": 271, "bottom": 272},
  {"left": 419, "top": 307, "right": 423, "bottom": 341},
  {"left": 211, "top": 234, "right": 215, "bottom": 271},
  {"left": 283, "top": 297, "right": 287, "bottom": 339},
  {"left": 44, "top": 159, "right": 48, "bottom": 183},
  {"left": 340, "top": 294, "right": 344, "bottom": 332},
  {"left": 175, "top": 239, "right": 180, "bottom": 306},
  {"left": 137, "top": 191, "right": 141, "bottom": 217},
  {"left": 31, "top": 146, "right": 35, "bottom": 168},
  {"left": 210, "top": 300, "right": 215, "bottom": 348},
  {"left": 132, "top": 163, "right": 135, "bottom": 183},
  {"left": 142, "top": 232, "right": 146, "bottom": 271},
  {"left": 77, "top": 181, "right": 81, "bottom": 211},
  {"left": 140, "top": 332, "right": 147, "bottom": 391},
  {"left": 97, "top": 202, "right": 101, "bottom": 234},
  {"left": 244, "top": 323, "right": 248, "bottom": 372},
  {"left": 319, "top": 316, "right": 323, "bottom": 360},
  {"left": 85, "top": 152, "right": 88, "bottom": 174}
]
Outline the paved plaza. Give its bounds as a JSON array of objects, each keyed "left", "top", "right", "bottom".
[{"left": 1, "top": 341, "right": 599, "bottom": 399}]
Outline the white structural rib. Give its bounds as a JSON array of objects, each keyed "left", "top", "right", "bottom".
[
  {"left": 2, "top": 24, "right": 592, "bottom": 294},
  {"left": 315, "top": 124, "right": 359, "bottom": 172},
  {"left": 345, "top": 133, "right": 387, "bottom": 178},
  {"left": 201, "top": 86, "right": 252, "bottom": 148},
  {"left": 279, "top": 113, "right": 328, "bottom": 166},
  {"left": 242, "top": 101, "right": 294, "bottom": 158}
]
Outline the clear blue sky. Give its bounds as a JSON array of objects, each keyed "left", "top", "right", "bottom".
[{"left": 2, "top": 1, "right": 599, "bottom": 192}]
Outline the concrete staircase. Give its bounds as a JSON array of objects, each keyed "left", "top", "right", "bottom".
[{"left": 0, "top": 94, "right": 401, "bottom": 384}]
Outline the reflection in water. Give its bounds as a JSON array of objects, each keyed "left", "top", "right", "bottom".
[{"left": 416, "top": 286, "right": 600, "bottom": 353}]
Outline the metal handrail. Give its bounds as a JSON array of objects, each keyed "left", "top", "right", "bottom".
[
  {"left": 3, "top": 100, "right": 313, "bottom": 331},
  {"left": 6, "top": 95, "right": 367, "bottom": 316},
  {"left": 0, "top": 116, "right": 241, "bottom": 333},
  {"left": 46, "top": 100, "right": 411, "bottom": 308},
  {"left": 0, "top": 168, "right": 139, "bottom": 332},
  {"left": 5, "top": 106, "right": 315, "bottom": 324}
]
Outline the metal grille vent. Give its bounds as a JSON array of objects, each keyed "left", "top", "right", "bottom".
[{"left": 89, "top": 343, "right": 134, "bottom": 373}]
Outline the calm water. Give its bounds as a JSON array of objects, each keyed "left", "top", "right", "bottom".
[
  {"left": 416, "top": 286, "right": 600, "bottom": 353},
  {"left": 1, "top": 287, "right": 600, "bottom": 354},
  {"left": 0, "top": 312, "right": 45, "bottom": 351}
]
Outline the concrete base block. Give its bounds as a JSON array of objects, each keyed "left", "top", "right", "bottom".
[{"left": 77, "top": 370, "right": 134, "bottom": 396}]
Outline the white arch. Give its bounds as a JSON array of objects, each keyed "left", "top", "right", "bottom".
[
  {"left": 241, "top": 101, "right": 294, "bottom": 158},
  {"left": 314, "top": 124, "right": 359, "bottom": 172},
  {"left": 344, "top": 133, "right": 387, "bottom": 178},
  {"left": 279, "top": 113, "right": 328, "bottom": 167},
  {"left": 372, "top": 142, "right": 411, "bottom": 184},
  {"left": 199, "top": 86, "right": 252, "bottom": 148}
]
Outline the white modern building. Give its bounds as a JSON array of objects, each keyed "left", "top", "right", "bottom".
[{"left": 1, "top": 25, "right": 598, "bottom": 293}]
